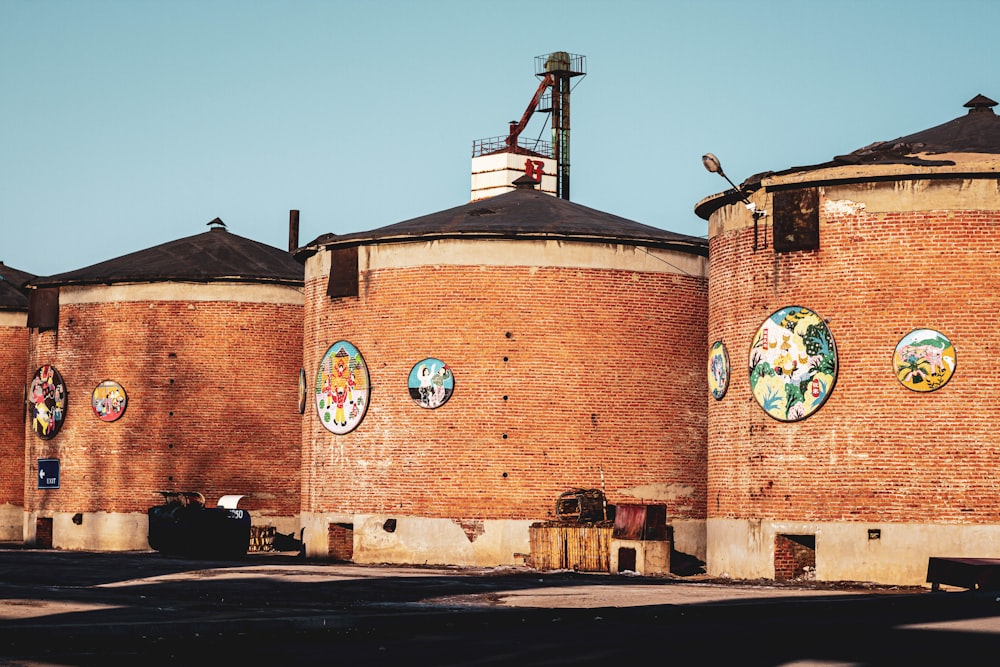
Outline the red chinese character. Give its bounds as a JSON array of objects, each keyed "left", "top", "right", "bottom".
[{"left": 524, "top": 159, "right": 544, "bottom": 182}]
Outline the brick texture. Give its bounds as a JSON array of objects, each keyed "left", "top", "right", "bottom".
[
  {"left": 709, "top": 197, "right": 1000, "bottom": 524},
  {"left": 303, "top": 261, "right": 708, "bottom": 522},
  {"left": 24, "top": 299, "right": 303, "bottom": 517},
  {"left": 328, "top": 522, "right": 354, "bottom": 560},
  {"left": 774, "top": 534, "right": 815, "bottom": 580},
  {"left": 0, "top": 326, "right": 28, "bottom": 506}
]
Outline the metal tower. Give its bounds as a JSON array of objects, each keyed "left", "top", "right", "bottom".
[{"left": 535, "top": 52, "right": 586, "bottom": 200}]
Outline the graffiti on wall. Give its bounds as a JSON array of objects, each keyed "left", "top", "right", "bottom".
[
  {"left": 708, "top": 341, "right": 730, "bottom": 400},
  {"left": 408, "top": 359, "right": 454, "bottom": 409},
  {"left": 893, "top": 329, "right": 956, "bottom": 392},
  {"left": 749, "top": 306, "right": 837, "bottom": 422},
  {"left": 315, "top": 341, "right": 370, "bottom": 434},
  {"left": 91, "top": 380, "right": 127, "bottom": 422},
  {"left": 29, "top": 365, "right": 67, "bottom": 439}
]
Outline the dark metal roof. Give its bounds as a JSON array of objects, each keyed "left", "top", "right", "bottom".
[
  {"left": 30, "top": 224, "right": 304, "bottom": 289},
  {"left": 0, "top": 262, "right": 35, "bottom": 311},
  {"left": 299, "top": 188, "right": 707, "bottom": 258},
  {"left": 774, "top": 94, "right": 1000, "bottom": 177},
  {"left": 696, "top": 94, "right": 1000, "bottom": 220}
]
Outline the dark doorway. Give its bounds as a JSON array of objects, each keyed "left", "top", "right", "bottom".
[
  {"left": 617, "top": 546, "right": 637, "bottom": 573},
  {"left": 35, "top": 517, "right": 53, "bottom": 548}
]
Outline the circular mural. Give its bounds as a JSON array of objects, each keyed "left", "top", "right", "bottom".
[
  {"left": 29, "top": 365, "right": 67, "bottom": 439},
  {"left": 315, "top": 341, "right": 370, "bottom": 434},
  {"left": 893, "top": 329, "right": 956, "bottom": 392},
  {"left": 408, "top": 358, "right": 454, "bottom": 409},
  {"left": 91, "top": 380, "right": 127, "bottom": 422},
  {"left": 708, "top": 341, "right": 730, "bottom": 400},
  {"left": 749, "top": 306, "right": 837, "bottom": 422},
  {"left": 297, "top": 367, "right": 307, "bottom": 415}
]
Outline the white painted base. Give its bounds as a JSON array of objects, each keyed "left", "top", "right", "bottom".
[
  {"left": 610, "top": 539, "right": 671, "bottom": 575},
  {"left": 0, "top": 504, "right": 23, "bottom": 541},
  {"left": 25, "top": 511, "right": 151, "bottom": 551},
  {"left": 671, "top": 519, "right": 706, "bottom": 562},
  {"left": 20, "top": 511, "right": 300, "bottom": 552},
  {"left": 708, "top": 518, "right": 1000, "bottom": 586},
  {"left": 302, "top": 513, "right": 533, "bottom": 566},
  {"left": 300, "top": 513, "right": 706, "bottom": 569}
]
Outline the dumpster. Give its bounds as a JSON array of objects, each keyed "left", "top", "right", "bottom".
[{"left": 147, "top": 491, "right": 251, "bottom": 558}]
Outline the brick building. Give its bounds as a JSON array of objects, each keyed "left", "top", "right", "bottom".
[
  {"left": 295, "top": 184, "right": 709, "bottom": 565},
  {"left": 8, "top": 91, "right": 997, "bottom": 586},
  {"left": 0, "top": 262, "right": 34, "bottom": 540},
  {"left": 22, "top": 222, "right": 303, "bottom": 550},
  {"left": 696, "top": 94, "right": 1000, "bottom": 584}
]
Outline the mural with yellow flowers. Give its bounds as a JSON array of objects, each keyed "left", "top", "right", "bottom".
[{"left": 749, "top": 306, "right": 837, "bottom": 422}]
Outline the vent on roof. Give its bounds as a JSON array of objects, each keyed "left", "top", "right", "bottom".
[
  {"left": 964, "top": 94, "right": 997, "bottom": 114},
  {"left": 512, "top": 173, "right": 539, "bottom": 190},
  {"left": 467, "top": 208, "right": 496, "bottom": 217}
]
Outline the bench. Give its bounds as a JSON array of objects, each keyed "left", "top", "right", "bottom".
[{"left": 926, "top": 557, "right": 1000, "bottom": 591}]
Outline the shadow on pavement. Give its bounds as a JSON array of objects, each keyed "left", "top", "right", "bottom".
[{"left": 0, "top": 549, "right": 997, "bottom": 666}]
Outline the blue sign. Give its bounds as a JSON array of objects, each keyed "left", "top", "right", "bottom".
[{"left": 38, "top": 459, "right": 59, "bottom": 489}]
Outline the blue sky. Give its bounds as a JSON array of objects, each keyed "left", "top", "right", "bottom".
[{"left": 3, "top": 0, "right": 999, "bottom": 276}]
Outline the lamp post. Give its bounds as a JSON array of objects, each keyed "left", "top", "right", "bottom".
[{"left": 702, "top": 153, "right": 767, "bottom": 251}]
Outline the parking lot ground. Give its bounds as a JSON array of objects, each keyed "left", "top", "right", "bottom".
[{"left": 0, "top": 548, "right": 998, "bottom": 666}]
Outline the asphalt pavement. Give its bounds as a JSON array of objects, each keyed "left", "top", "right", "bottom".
[{"left": 0, "top": 548, "right": 998, "bottom": 666}]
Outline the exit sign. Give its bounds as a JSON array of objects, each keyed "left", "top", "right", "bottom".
[{"left": 38, "top": 459, "right": 59, "bottom": 489}]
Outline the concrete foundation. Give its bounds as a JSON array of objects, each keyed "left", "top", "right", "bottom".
[
  {"left": 708, "top": 518, "right": 1000, "bottom": 586},
  {"left": 302, "top": 513, "right": 531, "bottom": 566},
  {"left": 610, "top": 538, "right": 670, "bottom": 575},
  {"left": 21, "top": 511, "right": 301, "bottom": 553},
  {"left": 25, "top": 512, "right": 151, "bottom": 551},
  {"left": 0, "top": 504, "right": 23, "bottom": 542}
]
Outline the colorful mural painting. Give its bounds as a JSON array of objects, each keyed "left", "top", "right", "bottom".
[
  {"left": 29, "top": 365, "right": 67, "bottom": 439},
  {"left": 315, "top": 341, "right": 370, "bottom": 434},
  {"left": 893, "top": 329, "right": 956, "bottom": 392},
  {"left": 708, "top": 341, "right": 730, "bottom": 400},
  {"left": 297, "top": 367, "right": 307, "bottom": 415},
  {"left": 749, "top": 306, "right": 837, "bottom": 422},
  {"left": 91, "top": 380, "right": 127, "bottom": 422},
  {"left": 408, "top": 358, "right": 454, "bottom": 409}
]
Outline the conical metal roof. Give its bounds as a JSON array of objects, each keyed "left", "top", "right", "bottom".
[
  {"left": 30, "top": 223, "right": 303, "bottom": 288},
  {"left": 0, "top": 262, "right": 35, "bottom": 311},
  {"left": 770, "top": 94, "right": 1000, "bottom": 177},
  {"left": 697, "top": 94, "right": 1000, "bottom": 219},
  {"left": 824, "top": 94, "right": 1000, "bottom": 167},
  {"left": 300, "top": 188, "right": 707, "bottom": 257}
]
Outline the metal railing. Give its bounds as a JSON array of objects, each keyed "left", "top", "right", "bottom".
[{"left": 472, "top": 135, "right": 553, "bottom": 158}]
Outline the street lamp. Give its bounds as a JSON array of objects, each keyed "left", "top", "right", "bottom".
[{"left": 702, "top": 153, "right": 767, "bottom": 251}]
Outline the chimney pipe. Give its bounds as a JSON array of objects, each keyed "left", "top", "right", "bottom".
[{"left": 288, "top": 210, "right": 300, "bottom": 253}]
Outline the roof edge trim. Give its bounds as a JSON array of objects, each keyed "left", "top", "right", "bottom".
[
  {"left": 302, "top": 231, "right": 708, "bottom": 258},
  {"left": 28, "top": 276, "right": 305, "bottom": 289}
]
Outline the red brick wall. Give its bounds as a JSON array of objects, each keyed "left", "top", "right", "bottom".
[
  {"left": 0, "top": 326, "right": 27, "bottom": 506},
  {"left": 774, "top": 534, "right": 815, "bottom": 580},
  {"left": 25, "top": 299, "right": 302, "bottom": 517},
  {"left": 708, "top": 194, "right": 1000, "bottom": 524},
  {"left": 328, "top": 522, "right": 354, "bottom": 560},
  {"left": 303, "top": 260, "right": 708, "bottom": 522}
]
